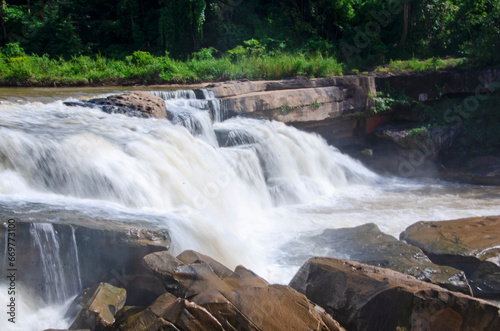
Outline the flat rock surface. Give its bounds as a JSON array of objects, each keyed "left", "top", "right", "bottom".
[
  {"left": 290, "top": 257, "right": 500, "bottom": 331},
  {"left": 311, "top": 223, "right": 470, "bottom": 293},
  {"left": 400, "top": 216, "right": 500, "bottom": 297}
]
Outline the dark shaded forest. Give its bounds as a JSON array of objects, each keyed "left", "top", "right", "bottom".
[{"left": 1, "top": 0, "right": 499, "bottom": 65}]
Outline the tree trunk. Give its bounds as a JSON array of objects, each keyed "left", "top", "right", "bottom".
[
  {"left": 401, "top": 2, "right": 409, "bottom": 47},
  {"left": 1, "top": 0, "right": 8, "bottom": 42}
]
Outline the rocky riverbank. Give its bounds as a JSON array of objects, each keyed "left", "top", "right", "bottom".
[{"left": 3, "top": 209, "right": 500, "bottom": 331}]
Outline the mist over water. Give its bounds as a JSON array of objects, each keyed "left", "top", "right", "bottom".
[{"left": 2, "top": 90, "right": 500, "bottom": 330}]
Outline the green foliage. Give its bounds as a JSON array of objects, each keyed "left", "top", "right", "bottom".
[
  {"left": 2, "top": 43, "right": 26, "bottom": 58},
  {"left": 412, "top": 91, "right": 500, "bottom": 152},
  {"left": 407, "top": 125, "right": 431, "bottom": 139},
  {"left": 0, "top": 0, "right": 498, "bottom": 72},
  {"left": 192, "top": 47, "right": 218, "bottom": 61},
  {"left": 376, "top": 58, "right": 466, "bottom": 73},
  {"left": 370, "top": 87, "right": 413, "bottom": 114}
]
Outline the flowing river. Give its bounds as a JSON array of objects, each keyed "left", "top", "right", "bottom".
[{"left": 1, "top": 87, "right": 500, "bottom": 330}]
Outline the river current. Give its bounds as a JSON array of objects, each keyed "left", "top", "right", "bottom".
[{"left": 1, "top": 88, "right": 500, "bottom": 330}]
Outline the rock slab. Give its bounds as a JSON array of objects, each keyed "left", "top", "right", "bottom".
[
  {"left": 400, "top": 216, "right": 500, "bottom": 297},
  {"left": 290, "top": 257, "right": 500, "bottom": 331}
]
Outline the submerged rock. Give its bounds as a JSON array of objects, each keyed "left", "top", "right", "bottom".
[
  {"left": 311, "top": 223, "right": 470, "bottom": 293},
  {"left": 290, "top": 257, "right": 500, "bottom": 331},
  {"left": 67, "top": 282, "right": 126, "bottom": 331},
  {"left": 65, "top": 91, "right": 167, "bottom": 119},
  {"left": 400, "top": 216, "right": 500, "bottom": 297}
]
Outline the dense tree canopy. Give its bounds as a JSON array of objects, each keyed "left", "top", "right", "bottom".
[{"left": 1, "top": 0, "right": 498, "bottom": 65}]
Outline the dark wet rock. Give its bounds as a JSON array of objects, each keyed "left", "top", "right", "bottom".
[
  {"left": 374, "top": 68, "right": 500, "bottom": 102},
  {"left": 440, "top": 155, "right": 500, "bottom": 185},
  {"left": 67, "top": 282, "right": 126, "bottom": 331},
  {"left": 0, "top": 203, "right": 170, "bottom": 305},
  {"left": 312, "top": 223, "right": 470, "bottom": 293},
  {"left": 143, "top": 250, "right": 184, "bottom": 282},
  {"left": 290, "top": 257, "right": 500, "bottom": 331},
  {"left": 65, "top": 91, "right": 167, "bottom": 119},
  {"left": 400, "top": 216, "right": 500, "bottom": 297},
  {"left": 108, "top": 273, "right": 166, "bottom": 307},
  {"left": 374, "top": 123, "right": 455, "bottom": 155}
]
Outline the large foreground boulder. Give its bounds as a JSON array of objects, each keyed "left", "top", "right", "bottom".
[
  {"left": 290, "top": 258, "right": 500, "bottom": 331},
  {"left": 311, "top": 223, "right": 470, "bottom": 293},
  {"left": 121, "top": 250, "right": 345, "bottom": 331},
  {"left": 400, "top": 216, "right": 500, "bottom": 297},
  {"left": 65, "top": 91, "right": 167, "bottom": 119}
]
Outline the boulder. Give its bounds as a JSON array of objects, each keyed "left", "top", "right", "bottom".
[
  {"left": 143, "top": 250, "right": 184, "bottom": 282},
  {"left": 137, "top": 249, "right": 345, "bottom": 331},
  {"left": 290, "top": 257, "right": 500, "bottom": 331},
  {"left": 310, "top": 223, "right": 470, "bottom": 293},
  {"left": 65, "top": 91, "right": 167, "bottom": 119},
  {"left": 400, "top": 216, "right": 500, "bottom": 297},
  {"left": 67, "top": 282, "right": 127, "bottom": 331},
  {"left": 115, "top": 292, "right": 224, "bottom": 331}
]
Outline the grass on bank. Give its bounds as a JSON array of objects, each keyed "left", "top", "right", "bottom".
[
  {"left": 0, "top": 43, "right": 472, "bottom": 86},
  {"left": 0, "top": 48, "right": 344, "bottom": 86},
  {"left": 374, "top": 57, "right": 467, "bottom": 73}
]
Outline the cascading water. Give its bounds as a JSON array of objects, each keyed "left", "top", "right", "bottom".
[
  {"left": 2, "top": 88, "right": 500, "bottom": 330},
  {"left": 29, "top": 223, "right": 80, "bottom": 304}
]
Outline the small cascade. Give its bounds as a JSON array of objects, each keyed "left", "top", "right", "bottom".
[
  {"left": 215, "top": 118, "right": 379, "bottom": 205},
  {"left": 29, "top": 223, "right": 81, "bottom": 304},
  {"left": 201, "top": 89, "right": 227, "bottom": 122},
  {"left": 150, "top": 89, "right": 218, "bottom": 146},
  {"left": 70, "top": 227, "right": 82, "bottom": 290}
]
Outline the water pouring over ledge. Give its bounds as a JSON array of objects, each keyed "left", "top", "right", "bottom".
[{"left": 1, "top": 88, "right": 500, "bottom": 330}]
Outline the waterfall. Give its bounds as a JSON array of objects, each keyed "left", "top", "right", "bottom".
[
  {"left": 2, "top": 88, "right": 500, "bottom": 331},
  {"left": 29, "top": 223, "right": 81, "bottom": 304},
  {"left": 70, "top": 227, "right": 82, "bottom": 290}
]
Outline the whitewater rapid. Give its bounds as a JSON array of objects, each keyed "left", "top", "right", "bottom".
[{"left": 2, "top": 89, "right": 500, "bottom": 330}]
